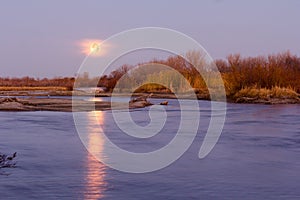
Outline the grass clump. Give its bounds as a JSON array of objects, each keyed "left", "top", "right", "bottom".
[{"left": 234, "top": 86, "right": 299, "bottom": 100}]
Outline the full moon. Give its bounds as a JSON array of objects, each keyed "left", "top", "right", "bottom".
[
  {"left": 79, "top": 39, "right": 104, "bottom": 56},
  {"left": 90, "top": 42, "right": 100, "bottom": 54}
]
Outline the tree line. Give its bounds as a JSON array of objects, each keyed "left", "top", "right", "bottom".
[
  {"left": 97, "top": 51, "right": 300, "bottom": 96},
  {"left": 1, "top": 51, "right": 299, "bottom": 97},
  {"left": 0, "top": 77, "right": 75, "bottom": 90}
]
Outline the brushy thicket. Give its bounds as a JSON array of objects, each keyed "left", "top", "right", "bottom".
[
  {"left": 97, "top": 52, "right": 210, "bottom": 93},
  {"left": 98, "top": 51, "right": 300, "bottom": 99},
  {"left": 216, "top": 51, "right": 300, "bottom": 96},
  {"left": 1, "top": 51, "right": 299, "bottom": 99},
  {"left": 0, "top": 77, "right": 75, "bottom": 90}
]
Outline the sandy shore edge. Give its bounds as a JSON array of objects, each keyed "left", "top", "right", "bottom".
[{"left": 0, "top": 97, "right": 153, "bottom": 112}]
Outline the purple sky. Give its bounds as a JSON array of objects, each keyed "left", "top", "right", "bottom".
[{"left": 0, "top": 0, "right": 299, "bottom": 77}]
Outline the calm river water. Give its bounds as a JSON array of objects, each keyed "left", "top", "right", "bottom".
[{"left": 0, "top": 98, "right": 299, "bottom": 199}]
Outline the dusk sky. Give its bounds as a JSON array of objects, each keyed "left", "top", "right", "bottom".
[{"left": 0, "top": 0, "right": 299, "bottom": 77}]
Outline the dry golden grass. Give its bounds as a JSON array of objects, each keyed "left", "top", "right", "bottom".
[
  {"left": 234, "top": 86, "right": 299, "bottom": 99},
  {"left": 0, "top": 86, "right": 69, "bottom": 91},
  {"left": 270, "top": 86, "right": 299, "bottom": 98}
]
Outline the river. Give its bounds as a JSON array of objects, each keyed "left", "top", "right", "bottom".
[{"left": 0, "top": 98, "right": 299, "bottom": 199}]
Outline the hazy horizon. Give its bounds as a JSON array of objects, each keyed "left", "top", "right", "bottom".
[{"left": 1, "top": 0, "right": 300, "bottom": 78}]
